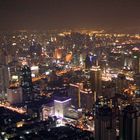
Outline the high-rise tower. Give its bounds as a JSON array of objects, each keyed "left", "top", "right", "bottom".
[
  {"left": 20, "top": 65, "right": 33, "bottom": 102},
  {"left": 90, "top": 65, "right": 102, "bottom": 99},
  {"left": 95, "top": 98, "right": 116, "bottom": 140},
  {"left": 120, "top": 104, "right": 140, "bottom": 140},
  {"left": 116, "top": 73, "right": 126, "bottom": 94},
  {"left": 132, "top": 47, "right": 140, "bottom": 74},
  {"left": 0, "top": 48, "right": 9, "bottom": 99}
]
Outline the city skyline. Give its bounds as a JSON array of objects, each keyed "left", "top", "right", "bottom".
[{"left": 0, "top": 1, "right": 140, "bottom": 139}]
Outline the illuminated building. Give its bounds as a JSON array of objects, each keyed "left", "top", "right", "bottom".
[
  {"left": 116, "top": 73, "right": 126, "bottom": 94},
  {"left": 20, "top": 65, "right": 33, "bottom": 102},
  {"left": 65, "top": 52, "right": 72, "bottom": 62},
  {"left": 124, "top": 53, "right": 132, "bottom": 69},
  {"left": 54, "top": 48, "right": 62, "bottom": 60},
  {"left": 95, "top": 98, "right": 116, "bottom": 140},
  {"left": 90, "top": 65, "right": 102, "bottom": 99},
  {"left": 31, "top": 65, "right": 39, "bottom": 77},
  {"left": 54, "top": 98, "right": 71, "bottom": 118},
  {"left": 132, "top": 47, "right": 140, "bottom": 74},
  {"left": 7, "top": 87, "right": 23, "bottom": 104},
  {"left": 120, "top": 105, "right": 140, "bottom": 140}
]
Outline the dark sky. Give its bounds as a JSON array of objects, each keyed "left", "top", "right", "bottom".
[{"left": 0, "top": 0, "right": 140, "bottom": 31}]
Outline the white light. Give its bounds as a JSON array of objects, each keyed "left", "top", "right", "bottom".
[
  {"left": 54, "top": 98, "right": 71, "bottom": 104},
  {"left": 31, "top": 66, "right": 39, "bottom": 71},
  {"left": 12, "top": 43, "right": 16, "bottom": 46},
  {"left": 31, "top": 73, "right": 35, "bottom": 77},
  {"left": 45, "top": 71, "right": 50, "bottom": 75},
  {"left": 12, "top": 75, "right": 18, "bottom": 80}
]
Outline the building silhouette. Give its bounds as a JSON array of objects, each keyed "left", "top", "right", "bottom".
[
  {"left": 20, "top": 65, "right": 33, "bottom": 102},
  {"left": 95, "top": 98, "right": 116, "bottom": 140},
  {"left": 90, "top": 65, "right": 102, "bottom": 99},
  {"left": 119, "top": 104, "right": 140, "bottom": 140}
]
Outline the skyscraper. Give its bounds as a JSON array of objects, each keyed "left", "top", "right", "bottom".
[
  {"left": 120, "top": 104, "right": 140, "bottom": 140},
  {"left": 90, "top": 65, "right": 102, "bottom": 99},
  {"left": 0, "top": 48, "right": 9, "bottom": 99},
  {"left": 68, "top": 83, "right": 83, "bottom": 108},
  {"left": 116, "top": 73, "right": 126, "bottom": 94},
  {"left": 20, "top": 65, "right": 33, "bottom": 102},
  {"left": 132, "top": 47, "right": 140, "bottom": 74},
  {"left": 95, "top": 98, "right": 116, "bottom": 140}
]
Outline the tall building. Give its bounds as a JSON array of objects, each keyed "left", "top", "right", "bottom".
[
  {"left": 120, "top": 104, "right": 140, "bottom": 140},
  {"left": 95, "top": 98, "right": 116, "bottom": 140},
  {"left": 68, "top": 83, "right": 83, "bottom": 108},
  {"left": 54, "top": 48, "right": 62, "bottom": 60},
  {"left": 80, "top": 89, "right": 93, "bottom": 111},
  {"left": 0, "top": 48, "right": 9, "bottom": 99},
  {"left": 90, "top": 65, "right": 102, "bottom": 99},
  {"left": 20, "top": 65, "right": 33, "bottom": 102},
  {"left": 69, "top": 83, "right": 94, "bottom": 111},
  {"left": 116, "top": 73, "right": 126, "bottom": 94},
  {"left": 124, "top": 53, "right": 132, "bottom": 69},
  {"left": 132, "top": 47, "right": 140, "bottom": 74}
]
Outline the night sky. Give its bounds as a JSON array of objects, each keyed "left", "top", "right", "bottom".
[{"left": 0, "top": 0, "right": 140, "bottom": 31}]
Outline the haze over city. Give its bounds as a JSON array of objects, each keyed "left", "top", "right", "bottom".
[{"left": 0, "top": 0, "right": 140, "bottom": 32}]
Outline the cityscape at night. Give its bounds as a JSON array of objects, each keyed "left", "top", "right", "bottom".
[{"left": 0, "top": 0, "right": 140, "bottom": 140}]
